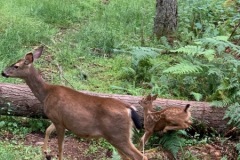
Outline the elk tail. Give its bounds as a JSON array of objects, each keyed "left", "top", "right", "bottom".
[
  {"left": 184, "top": 104, "right": 191, "bottom": 112},
  {"left": 130, "top": 106, "right": 142, "bottom": 130}
]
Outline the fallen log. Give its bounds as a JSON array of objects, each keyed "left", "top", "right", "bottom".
[{"left": 0, "top": 83, "right": 228, "bottom": 132}]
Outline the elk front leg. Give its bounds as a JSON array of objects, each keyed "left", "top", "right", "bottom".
[{"left": 43, "top": 123, "right": 56, "bottom": 155}]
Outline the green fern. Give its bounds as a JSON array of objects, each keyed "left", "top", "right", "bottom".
[
  {"left": 158, "top": 131, "right": 186, "bottom": 158},
  {"left": 163, "top": 61, "right": 203, "bottom": 74}
]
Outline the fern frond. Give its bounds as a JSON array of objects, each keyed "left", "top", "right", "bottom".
[
  {"left": 163, "top": 62, "right": 202, "bottom": 74},
  {"left": 211, "top": 97, "right": 234, "bottom": 107},
  {"left": 190, "top": 92, "right": 203, "bottom": 101},
  {"left": 224, "top": 103, "right": 240, "bottom": 128},
  {"left": 199, "top": 49, "right": 215, "bottom": 61},
  {"left": 158, "top": 131, "right": 185, "bottom": 158},
  {"left": 207, "top": 67, "right": 224, "bottom": 78},
  {"left": 197, "top": 36, "right": 240, "bottom": 55},
  {"left": 122, "top": 67, "right": 136, "bottom": 76},
  {"left": 170, "top": 45, "right": 204, "bottom": 56},
  {"left": 130, "top": 47, "right": 160, "bottom": 60},
  {"left": 211, "top": 100, "right": 226, "bottom": 107}
]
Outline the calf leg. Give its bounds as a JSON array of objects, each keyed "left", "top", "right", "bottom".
[
  {"left": 139, "top": 130, "right": 153, "bottom": 152},
  {"left": 163, "top": 122, "right": 189, "bottom": 133}
]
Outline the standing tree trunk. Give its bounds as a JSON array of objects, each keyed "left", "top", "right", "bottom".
[{"left": 153, "top": 0, "right": 177, "bottom": 38}]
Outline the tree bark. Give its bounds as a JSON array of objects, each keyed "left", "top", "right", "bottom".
[
  {"left": 153, "top": 0, "right": 177, "bottom": 38},
  {"left": 0, "top": 83, "right": 228, "bottom": 132}
]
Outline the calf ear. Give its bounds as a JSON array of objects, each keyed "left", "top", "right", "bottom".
[
  {"left": 33, "top": 46, "right": 44, "bottom": 60},
  {"left": 146, "top": 94, "right": 152, "bottom": 100},
  {"left": 24, "top": 53, "right": 34, "bottom": 65}
]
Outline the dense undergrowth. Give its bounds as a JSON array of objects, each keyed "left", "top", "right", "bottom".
[{"left": 0, "top": 0, "right": 240, "bottom": 159}]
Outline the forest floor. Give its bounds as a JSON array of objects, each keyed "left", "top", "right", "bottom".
[{"left": 3, "top": 132, "right": 238, "bottom": 160}]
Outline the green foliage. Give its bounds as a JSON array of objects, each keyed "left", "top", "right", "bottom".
[
  {"left": 236, "top": 143, "right": 240, "bottom": 160},
  {"left": 0, "top": 141, "right": 42, "bottom": 160},
  {"left": 0, "top": 116, "right": 50, "bottom": 136},
  {"left": 111, "top": 150, "right": 121, "bottom": 160},
  {"left": 223, "top": 103, "right": 240, "bottom": 128}
]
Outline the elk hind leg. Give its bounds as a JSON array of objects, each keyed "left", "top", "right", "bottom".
[
  {"left": 116, "top": 149, "right": 131, "bottom": 160},
  {"left": 55, "top": 125, "right": 65, "bottom": 160},
  {"left": 110, "top": 138, "right": 148, "bottom": 160}
]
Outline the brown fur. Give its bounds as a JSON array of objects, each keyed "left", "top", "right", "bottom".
[
  {"left": 2, "top": 46, "right": 147, "bottom": 160},
  {"left": 138, "top": 94, "right": 192, "bottom": 151}
]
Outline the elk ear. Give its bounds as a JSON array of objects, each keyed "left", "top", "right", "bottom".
[
  {"left": 152, "top": 94, "right": 158, "bottom": 100},
  {"left": 33, "top": 46, "right": 44, "bottom": 60},
  {"left": 24, "top": 53, "right": 34, "bottom": 65}
]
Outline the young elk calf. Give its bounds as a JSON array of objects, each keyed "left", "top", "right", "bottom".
[
  {"left": 1, "top": 46, "right": 147, "bottom": 160},
  {"left": 138, "top": 95, "right": 192, "bottom": 150}
]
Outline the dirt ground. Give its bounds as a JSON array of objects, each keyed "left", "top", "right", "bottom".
[{"left": 21, "top": 132, "right": 239, "bottom": 160}]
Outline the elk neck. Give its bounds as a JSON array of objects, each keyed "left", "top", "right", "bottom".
[{"left": 24, "top": 65, "right": 50, "bottom": 103}]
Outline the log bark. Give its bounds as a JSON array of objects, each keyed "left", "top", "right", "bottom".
[{"left": 0, "top": 83, "right": 228, "bottom": 132}]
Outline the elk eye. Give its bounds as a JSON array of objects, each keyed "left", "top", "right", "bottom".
[{"left": 14, "top": 66, "right": 19, "bottom": 69}]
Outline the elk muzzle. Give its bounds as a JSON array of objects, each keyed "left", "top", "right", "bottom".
[{"left": 1, "top": 71, "right": 9, "bottom": 78}]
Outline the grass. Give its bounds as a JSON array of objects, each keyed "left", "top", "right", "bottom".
[{"left": 0, "top": 0, "right": 156, "bottom": 94}]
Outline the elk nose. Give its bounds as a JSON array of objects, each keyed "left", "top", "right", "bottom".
[{"left": 1, "top": 71, "right": 9, "bottom": 78}]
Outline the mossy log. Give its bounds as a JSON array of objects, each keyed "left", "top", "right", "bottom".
[{"left": 0, "top": 83, "right": 228, "bottom": 133}]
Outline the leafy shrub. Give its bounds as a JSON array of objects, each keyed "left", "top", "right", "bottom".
[
  {"left": 158, "top": 36, "right": 240, "bottom": 128},
  {"left": 178, "top": 0, "right": 239, "bottom": 40},
  {"left": 121, "top": 47, "right": 161, "bottom": 84}
]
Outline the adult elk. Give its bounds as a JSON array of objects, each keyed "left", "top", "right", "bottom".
[
  {"left": 138, "top": 94, "right": 192, "bottom": 151},
  {"left": 1, "top": 46, "right": 147, "bottom": 160}
]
